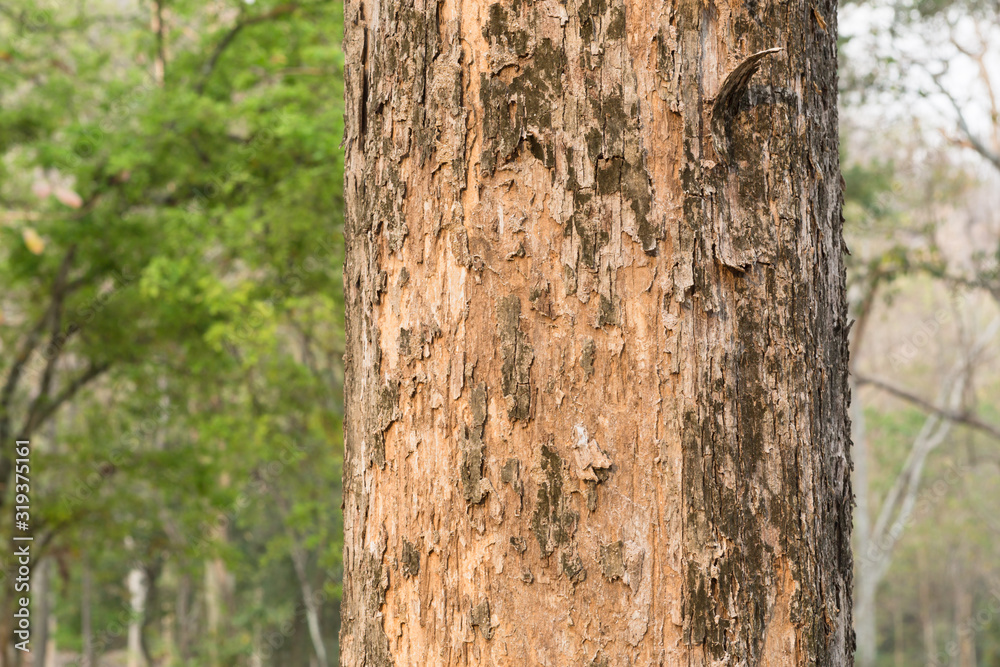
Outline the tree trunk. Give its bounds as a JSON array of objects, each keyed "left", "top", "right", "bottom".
[
  {"left": 341, "top": 0, "right": 853, "bottom": 664},
  {"left": 175, "top": 571, "right": 192, "bottom": 660},
  {"left": 852, "top": 386, "right": 877, "bottom": 667},
  {"left": 127, "top": 567, "right": 147, "bottom": 667},
  {"left": 952, "top": 557, "right": 976, "bottom": 667},
  {"left": 204, "top": 557, "right": 231, "bottom": 667},
  {"left": 893, "top": 602, "right": 904, "bottom": 667},
  {"left": 290, "top": 539, "right": 331, "bottom": 667},
  {"left": 82, "top": 558, "right": 94, "bottom": 667},
  {"left": 251, "top": 587, "right": 264, "bottom": 667},
  {"left": 917, "top": 547, "right": 936, "bottom": 663},
  {"left": 35, "top": 558, "right": 51, "bottom": 667}
]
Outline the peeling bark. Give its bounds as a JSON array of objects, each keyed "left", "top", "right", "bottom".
[{"left": 342, "top": 0, "right": 852, "bottom": 664}]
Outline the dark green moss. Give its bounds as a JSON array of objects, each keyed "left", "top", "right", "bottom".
[
  {"left": 500, "top": 458, "right": 522, "bottom": 499},
  {"left": 576, "top": 0, "right": 608, "bottom": 43},
  {"left": 572, "top": 190, "right": 609, "bottom": 270},
  {"left": 596, "top": 157, "right": 622, "bottom": 195},
  {"left": 398, "top": 328, "right": 412, "bottom": 358},
  {"left": 580, "top": 338, "right": 596, "bottom": 381},
  {"left": 606, "top": 5, "right": 626, "bottom": 39},
  {"left": 530, "top": 444, "right": 577, "bottom": 556},
  {"left": 369, "top": 380, "right": 400, "bottom": 469},
  {"left": 362, "top": 553, "right": 392, "bottom": 665},
  {"left": 498, "top": 296, "right": 533, "bottom": 421},
  {"left": 597, "top": 294, "right": 616, "bottom": 327},
  {"left": 471, "top": 600, "right": 494, "bottom": 640},
  {"left": 483, "top": 4, "right": 529, "bottom": 56},
  {"left": 460, "top": 383, "right": 490, "bottom": 504},
  {"left": 526, "top": 134, "right": 554, "bottom": 168},
  {"left": 401, "top": 539, "right": 420, "bottom": 578},
  {"left": 460, "top": 434, "right": 487, "bottom": 505},
  {"left": 561, "top": 552, "right": 587, "bottom": 584},
  {"left": 621, "top": 158, "right": 658, "bottom": 254},
  {"left": 599, "top": 541, "right": 625, "bottom": 581},
  {"left": 683, "top": 561, "right": 709, "bottom": 646},
  {"left": 586, "top": 127, "right": 603, "bottom": 161},
  {"left": 655, "top": 30, "right": 674, "bottom": 79},
  {"left": 598, "top": 93, "right": 627, "bottom": 154},
  {"left": 470, "top": 382, "right": 488, "bottom": 437},
  {"left": 478, "top": 32, "right": 566, "bottom": 174},
  {"left": 735, "top": 310, "right": 765, "bottom": 464},
  {"left": 563, "top": 263, "right": 578, "bottom": 296}
]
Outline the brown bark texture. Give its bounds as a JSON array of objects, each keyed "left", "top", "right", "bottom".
[{"left": 341, "top": 0, "right": 853, "bottom": 664}]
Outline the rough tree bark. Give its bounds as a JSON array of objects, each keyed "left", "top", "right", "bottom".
[{"left": 342, "top": 0, "right": 853, "bottom": 664}]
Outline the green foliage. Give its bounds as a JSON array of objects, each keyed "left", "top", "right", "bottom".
[
  {"left": 1, "top": 0, "right": 344, "bottom": 663},
  {"left": 842, "top": 158, "right": 898, "bottom": 229}
]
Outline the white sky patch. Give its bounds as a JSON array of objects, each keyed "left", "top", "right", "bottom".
[{"left": 840, "top": 1, "right": 1000, "bottom": 175}]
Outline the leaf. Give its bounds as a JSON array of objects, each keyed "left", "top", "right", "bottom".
[
  {"left": 54, "top": 186, "right": 83, "bottom": 209},
  {"left": 22, "top": 227, "right": 45, "bottom": 255}
]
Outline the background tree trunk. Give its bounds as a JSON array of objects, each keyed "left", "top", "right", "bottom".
[
  {"left": 952, "top": 555, "right": 977, "bottom": 667},
  {"left": 82, "top": 558, "right": 94, "bottom": 667},
  {"left": 918, "top": 547, "right": 936, "bottom": 663},
  {"left": 127, "top": 567, "right": 147, "bottom": 667},
  {"left": 852, "top": 384, "right": 877, "bottom": 667},
  {"left": 204, "top": 556, "right": 231, "bottom": 667},
  {"left": 342, "top": 0, "right": 853, "bottom": 664},
  {"left": 35, "top": 558, "right": 53, "bottom": 667}
]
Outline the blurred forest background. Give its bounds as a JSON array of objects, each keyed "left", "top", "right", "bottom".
[{"left": 0, "top": 0, "right": 997, "bottom": 665}]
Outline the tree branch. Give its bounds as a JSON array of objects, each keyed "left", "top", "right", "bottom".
[
  {"left": 195, "top": 3, "right": 299, "bottom": 94},
  {"left": 0, "top": 311, "right": 50, "bottom": 442},
  {"left": 850, "top": 275, "right": 882, "bottom": 371},
  {"left": 857, "top": 316, "right": 1000, "bottom": 581},
  {"left": 854, "top": 374, "right": 1000, "bottom": 441},
  {"left": 930, "top": 70, "right": 1000, "bottom": 173},
  {"left": 28, "top": 255, "right": 77, "bottom": 434},
  {"left": 0, "top": 245, "right": 77, "bottom": 444},
  {"left": 20, "top": 361, "right": 111, "bottom": 439}
]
